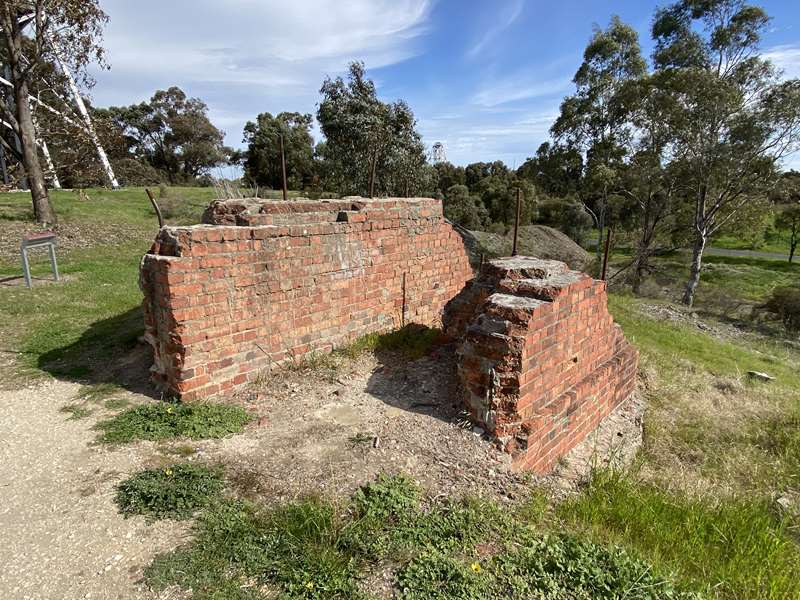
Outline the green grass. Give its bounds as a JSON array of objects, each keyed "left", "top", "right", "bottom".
[
  {"left": 59, "top": 404, "right": 92, "bottom": 420},
  {"left": 96, "top": 402, "right": 252, "bottom": 444},
  {"left": 146, "top": 474, "right": 698, "bottom": 600},
  {"left": 0, "top": 241, "right": 146, "bottom": 380},
  {"left": 115, "top": 463, "right": 225, "bottom": 521},
  {"left": 558, "top": 471, "right": 800, "bottom": 600},
  {"left": 0, "top": 186, "right": 216, "bottom": 228},
  {"left": 609, "top": 294, "right": 800, "bottom": 386},
  {"left": 337, "top": 324, "right": 443, "bottom": 361},
  {"left": 713, "top": 229, "right": 792, "bottom": 255}
]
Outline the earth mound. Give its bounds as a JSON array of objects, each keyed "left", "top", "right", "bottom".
[{"left": 459, "top": 225, "right": 592, "bottom": 272}]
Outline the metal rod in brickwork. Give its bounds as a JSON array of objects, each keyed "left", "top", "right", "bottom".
[
  {"left": 601, "top": 227, "right": 613, "bottom": 280},
  {"left": 279, "top": 134, "right": 288, "bottom": 201},
  {"left": 145, "top": 188, "right": 164, "bottom": 228},
  {"left": 401, "top": 272, "right": 407, "bottom": 327},
  {"left": 511, "top": 186, "right": 522, "bottom": 256}
]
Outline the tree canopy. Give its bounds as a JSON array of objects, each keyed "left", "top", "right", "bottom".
[{"left": 100, "top": 87, "right": 229, "bottom": 183}]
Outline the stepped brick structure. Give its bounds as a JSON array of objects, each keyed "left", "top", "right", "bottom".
[
  {"left": 443, "top": 256, "right": 638, "bottom": 473},
  {"left": 139, "top": 197, "right": 637, "bottom": 473},
  {"left": 139, "top": 197, "right": 474, "bottom": 400}
]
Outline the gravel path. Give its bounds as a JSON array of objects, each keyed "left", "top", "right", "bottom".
[{"left": 0, "top": 379, "right": 187, "bottom": 600}]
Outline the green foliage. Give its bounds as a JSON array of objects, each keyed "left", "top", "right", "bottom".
[
  {"left": 338, "top": 325, "right": 442, "bottom": 361},
  {"left": 317, "top": 61, "right": 430, "bottom": 197},
  {"left": 397, "top": 551, "right": 490, "bottom": 600},
  {"left": 115, "top": 463, "right": 224, "bottom": 520},
  {"left": 442, "top": 184, "right": 487, "bottom": 229},
  {"left": 96, "top": 402, "right": 251, "bottom": 443},
  {"left": 100, "top": 87, "right": 229, "bottom": 183},
  {"left": 517, "top": 142, "right": 583, "bottom": 197},
  {"left": 537, "top": 196, "right": 593, "bottom": 244},
  {"left": 559, "top": 470, "right": 800, "bottom": 599},
  {"left": 775, "top": 202, "right": 800, "bottom": 262},
  {"left": 147, "top": 497, "right": 365, "bottom": 599},
  {"left": 243, "top": 112, "right": 316, "bottom": 190},
  {"left": 146, "top": 474, "right": 695, "bottom": 600},
  {"left": 60, "top": 404, "right": 92, "bottom": 420},
  {"left": 764, "top": 286, "right": 800, "bottom": 332}
]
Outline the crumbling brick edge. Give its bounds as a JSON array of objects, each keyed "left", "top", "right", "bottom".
[{"left": 139, "top": 197, "right": 638, "bottom": 473}]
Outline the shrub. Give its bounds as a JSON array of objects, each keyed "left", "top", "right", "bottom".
[
  {"left": 115, "top": 463, "right": 224, "bottom": 520},
  {"left": 96, "top": 402, "right": 251, "bottom": 443},
  {"left": 764, "top": 286, "right": 800, "bottom": 332}
]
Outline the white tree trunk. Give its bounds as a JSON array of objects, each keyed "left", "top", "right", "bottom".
[
  {"left": 30, "top": 104, "right": 60, "bottom": 189},
  {"left": 50, "top": 41, "right": 119, "bottom": 189}
]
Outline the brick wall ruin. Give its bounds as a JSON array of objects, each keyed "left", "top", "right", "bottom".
[
  {"left": 443, "top": 256, "right": 638, "bottom": 473},
  {"left": 139, "top": 197, "right": 474, "bottom": 400},
  {"left": 140, "top": 197, "right": 637, "bottom": 473}
]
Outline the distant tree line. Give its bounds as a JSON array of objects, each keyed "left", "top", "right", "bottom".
[{"left": 3, "top": 0, "right": 799, "bottom": 308}]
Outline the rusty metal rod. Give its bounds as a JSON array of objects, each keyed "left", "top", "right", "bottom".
[
  {"left": 601, "top": 227, "right": 613, "bottom": 280},
  {"left": 279, "top": 134, "right": 288, "bottom": 201},
  {"left": 145, "top": 188, "right": 164, "bottom": 228},
  {"left": 511, "top": 186, "right": 521, "bottom": 256}
]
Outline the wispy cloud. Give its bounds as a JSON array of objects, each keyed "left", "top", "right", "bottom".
[
  {"left": 466, "top": 0, "right": 524, "bottom": 59},
  {"left": 764, "top": 43, "right": 800, "bottom": 80},
  {"left": 419, "top": 109, "right": 558, "bottom": 166},
  {"left": 471, "top": 75, "right": 572, "bottom": 107},
  {"left": 93, "top": 0, "right": 433, "bottom": 144}
]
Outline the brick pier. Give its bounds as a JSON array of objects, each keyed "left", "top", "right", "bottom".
[{"left": 443, "top": 256, "right": 638, "bottom": 473}]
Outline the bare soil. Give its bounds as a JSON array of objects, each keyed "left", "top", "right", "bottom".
[{"left": 0, "top": 343, "right": 643, "bottom": 599}]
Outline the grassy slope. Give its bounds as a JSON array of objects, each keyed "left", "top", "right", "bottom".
[{"left": 2, "top": 188, "right": 800, "bottom": 598}]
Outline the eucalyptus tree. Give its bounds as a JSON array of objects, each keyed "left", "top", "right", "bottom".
[
  {"left": 773, "top": 173, "right": 800, "bottom": 263},
  {"left": 551, "top": 16, "right": 647, "bottom": 265},
  {"left": 242, "top": 112, "right": 315, "bottom": 190},
  {"left": 102, "top": 87, "right": 229, "bottom": 183},
  {"left": 317, "top": 61, "right": 428, "bottom": 197},
  {"left": 651, "top": 0, "right": 800, "bottom": 305},
  {"left": 0, "top": 0, "right": 108, "bottom": 223}
]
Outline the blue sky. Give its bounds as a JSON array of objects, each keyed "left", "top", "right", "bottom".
[{"left": 92, "top": 0, "right": 800, "bottom": 169}]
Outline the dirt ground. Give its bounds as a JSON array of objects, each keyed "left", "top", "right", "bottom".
[{"left": 0, "top": 344, "right": 643, "bottom": 599}]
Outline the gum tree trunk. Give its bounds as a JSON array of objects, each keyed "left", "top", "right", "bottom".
[
  {"left": 1, "top": 7, "right": 56, "bottom": 223},
  {"left": 682, "top": 233, "right": 706, "bottom": 306}
]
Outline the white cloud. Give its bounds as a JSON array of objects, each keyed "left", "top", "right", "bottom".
[
  {"left": 466, "top": 0, "right": 524, "bottom": 59},
  {"left": 764, "top": 44, "right": 800, "bottom": 80},
  {"left": 471, "top": 75, "right": 571, "bottom": 107},
  {"left": 91, "top": 0, "right": 433, "bottom": 144},
  {"left": 419, "top": 108, "right": 558, "bottom": 166}
]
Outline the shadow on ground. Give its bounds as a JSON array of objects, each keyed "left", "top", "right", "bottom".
[
  {"left": 37, "top": 306, "right": 158, "bottom": 397},
  {"left": 364, "top": 326, "right": 468, "bottom": 426}
]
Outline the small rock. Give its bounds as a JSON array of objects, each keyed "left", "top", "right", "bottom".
[
  {"left": 747, "top": 371, "right": 774, "bottom": 382},
  {"left": 775, "top": 495, "right": 793, "bottom": 513}
]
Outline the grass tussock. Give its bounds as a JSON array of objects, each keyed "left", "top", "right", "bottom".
[
  {"left": 558, "top": 470, "right": 800, "bottom": 600},
  {"left": 116, "top": 463, "right": 224, "bottom": 521},
  {"left": 146, "top": 474, "right": 698, "bottom": 600},
  {"left": 96, "top": 402, "right": 251, "bottom": 443}
]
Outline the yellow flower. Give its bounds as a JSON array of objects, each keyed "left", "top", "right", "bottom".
[
  {"left": 166, "top": 406, "right": 174, "bottom": 414},
  {"left": 165, "top": 468, "right": 173, "bottom": 476},
  {"left": 305, "top": 580, "right": 314, "bottom": 589},
  {"left": 470, "top": 562, "right": 481, "bottom": 573}
]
